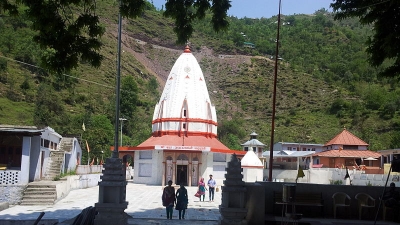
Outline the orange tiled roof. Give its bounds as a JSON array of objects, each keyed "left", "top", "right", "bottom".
[
  {"left": 137, "top": 135, "right": 229, "bottom": 149},
  {"left": 325, "top": 128, "right": 368, "bottom": 146},
  {"left": 116, "top": 135, "right": 246, "bottom": 155},
  {"left": 312, "top": 149, "right": 381, "bottom": 158}
]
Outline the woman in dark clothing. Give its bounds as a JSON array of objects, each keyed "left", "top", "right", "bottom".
[
  {"left": 162, "top": 180, "right": 175, "bottom": 219},
  {"left": 175, "top": 183, "right": 188, "bottom": 220}
]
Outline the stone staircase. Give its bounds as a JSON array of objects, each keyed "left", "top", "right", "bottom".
[
  {"left": 43, "top": 150, "right": 64, "bottom": 181},
  {"left": 43, "top": 138, "right": 73, "bottom": 181},
  {"left": 20, "top": 182, "right": 57, "bottom": 205}
]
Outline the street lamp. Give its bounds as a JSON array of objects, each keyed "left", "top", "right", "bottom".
[{"left": 119, "top": 118, "right": 127, "bottom": 146}]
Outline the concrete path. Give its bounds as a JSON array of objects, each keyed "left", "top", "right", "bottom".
[
  {"left": 0, "top": 180, "right": 399, "bottom": 225},
  {"left": 0, "top": 181, "right": 221, "bottom": 224}
]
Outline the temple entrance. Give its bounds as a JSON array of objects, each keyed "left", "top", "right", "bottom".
[
  {"left": 163, "top": 153, "right": 201, "bottom": 186},
  {"left": 176, "top": 165, "right": 188, "bottom": 185}
]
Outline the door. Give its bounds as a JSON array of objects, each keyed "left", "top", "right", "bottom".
[
  {"left": 166, "top": 159, "right": 173, "bottom": 183},
  {"left": 40, "top": 151, "right": 45, "bottom": 179},
  {"left": 176, "top": 165, "right": 188, "bottom": 185},
  {"left": 191, "top": 160, "right": 199, "bottom": 186},
  {"left": 329, "top": 158, "right": 335, "bottom": 168}
]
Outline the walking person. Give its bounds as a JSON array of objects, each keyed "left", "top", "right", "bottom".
[
  {"left": 207, "top": 174, "right": 216, "bottom": 202},
  {"left": 198, "top": 177, "right": 207, "bottom": 201},
  {"left": 175, "top": 183, "right": 188, "bottom": 220},
  {"left": 162, "top": 180, "right": 175, "bottom": 219}
]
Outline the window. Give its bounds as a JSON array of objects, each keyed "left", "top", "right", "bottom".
[
  {"left": 183, "top": 110, "right": 187, "bottom": 117},
  {"left": 288, "top": 147, "right": 292, "bottom": 150},
  {"left": 139, "top": 151, "right": 152, "bottom": 159},
  {"left": 244, "top": 147, "right": 248, "bottom": 151},
  {"left": 302, "top": 148, "right": 306, "bottom": 151},
  {"left": 213, "top": 153, "right": 226, "bottom": 162},
  {"left": 44, "top": 139, "right": 50, "bottom": 148},
  {"left": 177, "top": 154, "right": 188, "bottom": 161},
  {"left": 343, "top": 145, "right": 358, "bottom": 150},
  {"left": 183, "top": 123, "right": 186, "bottom": 129}
]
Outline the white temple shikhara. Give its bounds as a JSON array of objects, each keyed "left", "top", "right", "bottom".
[{"left": 118, "top": 46, "right": 245, "bottom": 186}]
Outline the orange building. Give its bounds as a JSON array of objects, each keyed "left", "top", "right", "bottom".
[{"left": 312, "top": 128, "right": 382, "bottom": 173}]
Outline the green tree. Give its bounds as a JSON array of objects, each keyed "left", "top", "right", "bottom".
[
  {"left": 218, "top": 119, "right": 246, "bottom": 149},
  {"left": 82, "top": 115, "right": 114, "bottom": 164},
  {"left": 331, "top": 0, "right": 400, "bottom": 77},
  {"left": 0, "top": 0, "right": 231, "bottom": 73},
  {"left": 34, "top": 84, "right": 65, "bottom": 127},
  {"left": 120, "top": 75, "right": 139, "bottom": 118}
]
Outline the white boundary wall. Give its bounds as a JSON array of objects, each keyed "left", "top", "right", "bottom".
[{"left": 265, "top": 168, "right": 399, "bottom": 186}]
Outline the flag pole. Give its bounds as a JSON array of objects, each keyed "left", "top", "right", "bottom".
[{"left": 268, "top": 0, "right": 282, "bottom": 181}]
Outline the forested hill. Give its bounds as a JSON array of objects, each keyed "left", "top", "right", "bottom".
[{"left": 0, "top": 3, "right": 399, "bottom": 162}]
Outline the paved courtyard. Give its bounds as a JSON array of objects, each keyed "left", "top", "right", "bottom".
[
  {"left": 1, "top": 181, "right": 400, "bottom": 225},
  {"left": 0, "top": 181, "right": 222, "bottom": 224}
]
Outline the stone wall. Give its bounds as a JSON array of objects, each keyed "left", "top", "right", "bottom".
[
  {"left": 257, "top": 181, "right": 388, "bottom": 220},
  {"left": 0, "top": 185, "right": 26, "bottom": 205},
  {"left": 0, "top": 174, "right": 101, "bottom": 206}
]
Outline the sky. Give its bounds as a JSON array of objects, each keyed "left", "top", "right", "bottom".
[{"left": 150, "top": 0, "right": 333, "bottom": 19}]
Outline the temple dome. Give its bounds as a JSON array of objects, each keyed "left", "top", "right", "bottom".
[
  {"left": 152, "top": 46, "right": 218, "bottom": 138},
  {"left": 241, "top": 150, "right": 263, "bottom": 167}
]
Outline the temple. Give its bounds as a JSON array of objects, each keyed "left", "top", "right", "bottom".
[{"left": 118, "top": 46, "right": 245, "bottom": 186}]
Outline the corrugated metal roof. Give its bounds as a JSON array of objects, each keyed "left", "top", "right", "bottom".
[
  {"left": 241, "top": 139, "right": 265, "bottom": 146},
  {"left": 0, "top": 125, "right": 43, "bottom": 135},
  {"left": 262, "top": 150, "right": 315, "bottom": 157},
  {"left": 276, "top": 142, "right": 324, "bottom": 147}
]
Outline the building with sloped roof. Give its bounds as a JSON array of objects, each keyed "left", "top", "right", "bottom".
[
  {"left": 118, "top": 46, "right": 245, "bottom": 186},
  {"left": 311, "top": 128, "right": 382, "bottom": 173},
  {"left": 241, "top": 132, "right": 265, "bottom": 157}
]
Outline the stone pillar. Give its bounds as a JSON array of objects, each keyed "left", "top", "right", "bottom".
[
  {"left": 94, "top": 157, "right": 128, "bottom": 225},
  {"left": 219, "top": 154, "right": 248, "bottom": 225}
]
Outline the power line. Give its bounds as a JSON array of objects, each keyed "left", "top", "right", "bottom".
[{"left": 0, "top": 55, "right": 115, "bottom": 89}]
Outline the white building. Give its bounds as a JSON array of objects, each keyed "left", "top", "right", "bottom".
[
  {"left": 119, "top": 46, "right": 245, "bottom": 186},
  {"left": 0, "top": 125, "right": 82, "bottom": 185},
  {"left": 273, "top": 142, "right": 324, "bottom": 152}
]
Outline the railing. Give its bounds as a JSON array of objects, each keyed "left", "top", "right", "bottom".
[{"left": 0, "top": 170, "right": 20, "bottom": 185}]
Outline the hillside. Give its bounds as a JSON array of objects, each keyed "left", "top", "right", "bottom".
[{"left": 1, "top": 3, "right": 400, "bottom": 163}]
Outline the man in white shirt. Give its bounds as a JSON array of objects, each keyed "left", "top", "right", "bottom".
[{"left": 207, "top": 174, "right": 216, "bottom": 202}]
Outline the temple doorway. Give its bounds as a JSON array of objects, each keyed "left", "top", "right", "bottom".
[{"left": 176, "top": 165, "right": 188, "bottom": 185}]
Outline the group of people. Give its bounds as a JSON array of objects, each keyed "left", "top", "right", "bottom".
[
  {"left": 162, "top": 180, "right": 188, "bottom": 220},
  {"left": 197, "top": 174, "right": 217, "bottom": 202},
  {"left": 161, "top": 174, "right": 217, "bottom": 220}
]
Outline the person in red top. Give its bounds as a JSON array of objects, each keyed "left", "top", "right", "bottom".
[
  {"left": 198, "top": 177, "right": 207, "bottom": 201},
  {"left": 162, "top": 180, "right": 176, "bottom": 219}
]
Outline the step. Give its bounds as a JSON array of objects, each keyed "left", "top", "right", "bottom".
[
  {"left": 23, "top": 195, "right": 56, "bottom": 200},
  {"left": 24, "top": 188, "right": 56, "bottom": 193},
  {"left": 26, "top": 184, "right": 57, "bottom": 189},
  {"left": 24, "top": 190, "right": 57, "bottom": 195},
  {"left": 20, "top": 200, "right": 55, "bottom": 205}
]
